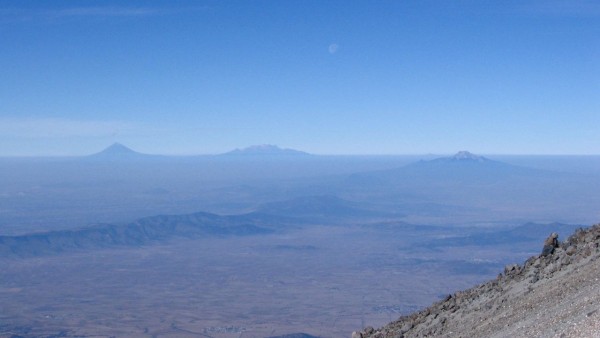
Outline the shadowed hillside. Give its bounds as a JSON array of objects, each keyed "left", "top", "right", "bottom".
[{"left": 0, "top": 212, "right": 279, "bottom": 257}]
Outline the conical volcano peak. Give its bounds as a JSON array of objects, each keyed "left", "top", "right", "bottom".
[
  {"left": 89, "top": 143, "right": 146, "bottom": 159},
  {"left": 101, "top": 143, "right": 136, "bottom": 154}
]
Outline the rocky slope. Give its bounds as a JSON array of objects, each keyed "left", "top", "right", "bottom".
[{"left": 354, "top": 223, "right": 600, "bottom": 338}]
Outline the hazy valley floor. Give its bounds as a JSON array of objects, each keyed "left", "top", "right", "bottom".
[
  {"left": 2, "top": 155, "right": 598, "bottom": 337},
  {"left": 0, "top": 224, "right": 542, "bottom": 338}
]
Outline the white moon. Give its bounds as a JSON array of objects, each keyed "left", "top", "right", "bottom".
[{"left": 328, "top": 43, "right": 339, "bottom": 54}]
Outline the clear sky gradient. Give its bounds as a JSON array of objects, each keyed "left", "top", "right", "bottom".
[{"left": 1, "top": 0, "right": 598, "bottom": 156}]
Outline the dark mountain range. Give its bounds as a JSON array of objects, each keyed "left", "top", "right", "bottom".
[
  {"left": 222, "top": 144, "right": 311, "bottom": 157},
  {"left": 0, "top": 211, "right": 279, "bottom": 257}
]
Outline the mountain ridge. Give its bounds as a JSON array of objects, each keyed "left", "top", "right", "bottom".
[{"left": 0, "top": 211, "right": 282, "bottom": 257}]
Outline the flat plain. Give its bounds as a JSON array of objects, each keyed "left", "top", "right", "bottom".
[
  {"left": 1, "top": 154, "right": 599, "bottom": 337},
  {"left": 2, "top": 223, "right": 551, "bottom": 338}
]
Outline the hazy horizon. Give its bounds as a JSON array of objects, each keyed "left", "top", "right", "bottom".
[
  {"left": 2, "top": 142, "right": 600, "bottom": 158},
  {"left": 2, "top": 1, "right": 598, "bottom": 156}
]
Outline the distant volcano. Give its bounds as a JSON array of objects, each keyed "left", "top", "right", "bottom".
[
  {"left": 410, "top": 151, "right": 505, "bottom": 167},
  {"left": 223, "top": 144, "right": 310, "bottom": 156},
  {"left": 443, "top": 151, "right": 490, "bottom": 162},
  {"left": 89, "top": 143, "right": 148, "bottom": 159},
  {"left": 348, "top": 150, "right": 548, "bottom": 186}
]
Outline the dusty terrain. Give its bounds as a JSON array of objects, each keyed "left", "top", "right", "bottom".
[
  {"left": 355, "top": 224, "right": 600, "bottom": 338},
  {"left": 2, "top": 154, "right": 599, "bottom": 337},
  {"left": 0, "top": 224, "right": 541, "bottom": 338}
]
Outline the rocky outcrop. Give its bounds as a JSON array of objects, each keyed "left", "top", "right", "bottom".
[{"left": 354, "top": 223, "right": 600, "bottom": 338}]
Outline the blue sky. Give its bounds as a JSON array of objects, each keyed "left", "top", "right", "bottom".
[{"left": 1, "top": 0, "right": 598, "bottom": 155}]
